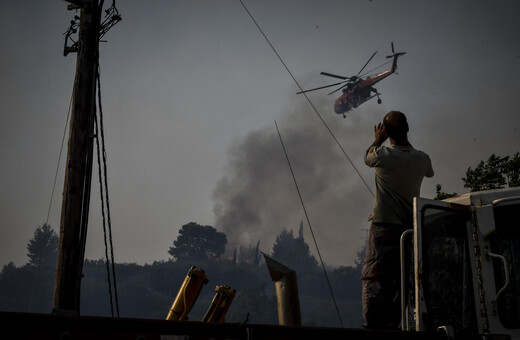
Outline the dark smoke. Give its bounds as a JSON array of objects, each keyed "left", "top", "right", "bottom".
[{"left": 212, "top": 99, "right": 378, "bottom": 267}]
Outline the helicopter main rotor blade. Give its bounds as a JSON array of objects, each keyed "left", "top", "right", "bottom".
[
  {"left": 320, "top": 72, "right": 348, "bottom": 80},
  {"left": 296, "top": 80, "right": 348, "bottom": 94},
  {"left": 357, "top": 50, "right": 377, "bottom": 77},
  {"left": 327, "top": 83, "right": 349, "bottom": 95}
]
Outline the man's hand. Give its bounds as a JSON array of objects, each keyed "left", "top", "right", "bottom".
[
  {"left": 366, "top": 122, "right": 388, "bottom": 155},
  {"left": 373, "top": 123, "right": 388, "bottom": 145}
]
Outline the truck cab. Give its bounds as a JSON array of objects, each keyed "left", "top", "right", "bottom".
[{"left": 408, "top": 187, "right": 520, "bottom": 339}]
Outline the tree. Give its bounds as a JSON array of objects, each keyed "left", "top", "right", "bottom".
[
  {"left": 271, "top": 223, "right": 318, "bottom": 272},
  {"left": 168, "top": 222, "right": 227, "bottom": 262},
  {"left": 462, "top": 153, "right": 520, "bottom": 191},
  {"left": 434, "top": 184, "right": 458, "bottom": 201},
  {"left": 0, "top": 262, "right": 35, "bottom": 312},
  {"left": 237, "top": 241, "right": 261, "bottom": 266},
  {"left": 25, "top": 224, "right": 59, "bottom": 312},
  {"left": 27, "top": 223, "right": 58, "bottom": 269},
  {"left": 226, "top": 286, "right": 277, "bottom": 324},
  {"left": 436, "top": 153, "right": 520, "bottom": 196},
  {"left": 505, "top": 152, "right": 520, "bottom": 187},
  {"left": 0, "top": 225, "right": 59, "bottom": 313}
]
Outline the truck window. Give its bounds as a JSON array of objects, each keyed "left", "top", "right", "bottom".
[
  {"left": 420, "top": 206, "right": 477, "bottom": 333},
  {"left": 491, "top": 204, "right": 520, "bottom": 329}
]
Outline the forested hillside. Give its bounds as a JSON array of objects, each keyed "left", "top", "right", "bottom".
[{"left": 0, "top": 222, "right": 363, "bottom": 327}]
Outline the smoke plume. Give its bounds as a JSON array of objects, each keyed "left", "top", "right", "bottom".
[{"left": 212, "top": 99, "right": 380, "bottom": 267}]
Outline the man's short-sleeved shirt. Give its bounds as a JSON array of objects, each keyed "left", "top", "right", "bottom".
[{"left": 365, "top": 145, "right": 434, "bottom": 226}]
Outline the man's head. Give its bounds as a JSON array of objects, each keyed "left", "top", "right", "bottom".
[{"left": 383, "top": 111, "right": 409, "bottom": 143}]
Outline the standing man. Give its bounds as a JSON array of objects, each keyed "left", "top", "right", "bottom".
[{"left": 362, "top": 111, "right": 434, "bottom": 329}]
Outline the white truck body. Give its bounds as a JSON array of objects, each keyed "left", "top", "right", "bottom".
[{"left": 409, "top": 187, "right": 520, "bottom": 339}]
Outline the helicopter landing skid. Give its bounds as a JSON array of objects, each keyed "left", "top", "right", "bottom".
[{"left": 361, "top": 93, "right": 382, "bottom": 106}]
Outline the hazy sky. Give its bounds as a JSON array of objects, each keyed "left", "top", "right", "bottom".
[{"left": 1, "top": 1, "right": 519, "bottom": 268}]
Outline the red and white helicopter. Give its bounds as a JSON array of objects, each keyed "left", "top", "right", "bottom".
[{"left": 298, "top": 43, "right": 406, "bottom": 117}]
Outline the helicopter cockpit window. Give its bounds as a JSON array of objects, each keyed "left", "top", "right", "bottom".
[{"left": 490, "top": 203, "right": 520, "bottom": 329}]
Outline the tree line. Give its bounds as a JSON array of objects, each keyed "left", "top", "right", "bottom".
[
  {"left": 435, "top": 152, "right": 519, "bottom": 200},
  {"left": 1, "top": 152, "right": 518, "bottom": 327},
  {"left": 0, "top": 220, "right": 363, "bottom": 327}
]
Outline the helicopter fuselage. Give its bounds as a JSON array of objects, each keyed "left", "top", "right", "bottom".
[
  {"left": 297, "top": 43, "right": 405, "bottom": 116},
  {"left": 333, "top": 54, "right": 401, "bottom": 115}
]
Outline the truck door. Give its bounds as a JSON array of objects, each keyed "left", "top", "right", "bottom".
[
  {"left": 476, "top": 196, "right": 520, "bottom": 337},
  {"left": 413, "top": 197, "right": 477, "bottom": 334}
]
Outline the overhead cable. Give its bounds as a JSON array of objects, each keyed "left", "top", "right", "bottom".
[{"left": 238, "top": 0, "right": 374, "bottom": 198}]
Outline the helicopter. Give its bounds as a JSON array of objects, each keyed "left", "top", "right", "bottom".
[{"left": 297, "top": 43, "right": 406, "bottom": 117}]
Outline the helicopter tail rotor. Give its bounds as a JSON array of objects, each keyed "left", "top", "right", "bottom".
[
  {"left": 386, "top": 41, "right": 406, "bottom": 59},
  {"left": 298, "top": 43, "right": 405, "bottom": 97}
]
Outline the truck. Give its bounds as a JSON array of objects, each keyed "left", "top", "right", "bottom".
[{"left": 405, "top": 186, "right": 520, "bottom": 339}]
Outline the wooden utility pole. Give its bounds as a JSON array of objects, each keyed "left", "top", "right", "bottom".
[{"left": 52, "top": 0, "right": 102, "bottom": 315}]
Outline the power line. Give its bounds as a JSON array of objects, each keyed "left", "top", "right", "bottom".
[
  {"left": 46, "top": 92, "right": 74, "bottom": 225},
  {"left": 95, "top": 63, "right": 120, "bottom": 318},
  {"left": 275, "top": 121, "right": 344, "bottom": 327},
  {"left": 238, "top": 0, "right": 374, "bottom": 198}
]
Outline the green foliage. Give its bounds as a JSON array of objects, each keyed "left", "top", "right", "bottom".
[
  {"left": 506, "top": 153, "right": 520, "bottom": 187},
  {"left": 168, "top": 222, "right": 227, "bottom": 262},
  {"left": 462, "top": 153, "right": 520, "bottom": 192},
  {"left": 23, "top": 224, "right": 59, "bottom": 313},
  {"left": 436, "top": 152, "right": 520, "bottom": 197},
  {"left": 1, "top": 256, "right": 362, "bottom": 327},
  {"left": 0, "top": 221, "right": 363, "bottom": 327},
  {"left": 434, "top": 184, "right": 458, "bottom": 201},
  {"left": 226, "top": 285, "right": 277, "bottom": 324},
  {"left": 26, "top": 223, "right": 58, "bottom": 268},
  {"left": 354, "top": 243, "right": 366, "bottom": 271},
  {"left": 0, "top": 261, "right": 56, "bottom": 313},
  {"left": 271, "top": 226, "right": 319, "bottom": 273},
  {"left": 235, "top": 241, "right": 261, "bottom": 266},
  {"left": 0, "top": 262, "right": 32, "bottom": 312}
]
